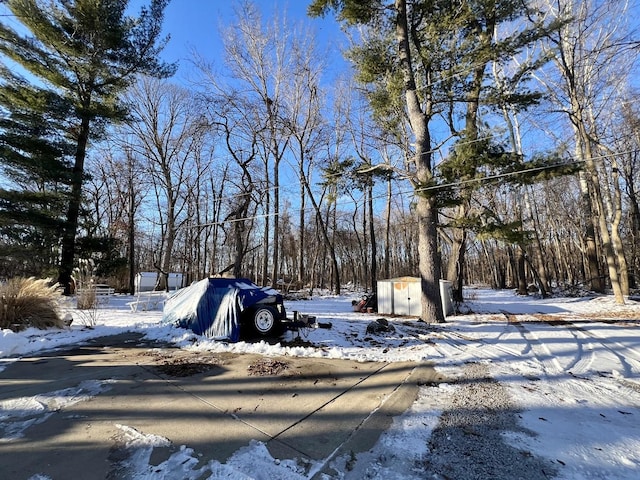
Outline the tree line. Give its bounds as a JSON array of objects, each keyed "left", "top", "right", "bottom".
[{"left": 1, "top": 0, "right": 639, "bottom": 320}]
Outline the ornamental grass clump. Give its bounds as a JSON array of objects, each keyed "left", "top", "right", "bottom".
[
  {"left": 74, "top": 258, "right": 97, "bottom": 310},
  {"left": 0, "top": 277, "right": 65, "bottom": 331},
  {"left": 76, "top": 287, "right": 97, "bottom": 310}
]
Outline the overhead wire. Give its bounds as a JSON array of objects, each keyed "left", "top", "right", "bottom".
[{"left": 181, "top": 146, "right": 638, "bottom": 229}]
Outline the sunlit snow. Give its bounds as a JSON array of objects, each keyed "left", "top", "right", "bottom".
[{"left": 1, "top": 288, "right": 639, "bottom": 479}]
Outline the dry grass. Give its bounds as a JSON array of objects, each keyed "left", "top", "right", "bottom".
[
  {"left": 0, "top": 277, "right": 65, "bottom": 331},
  {"left": 76, "top": 288, "right": 97, "bottom": 309}
]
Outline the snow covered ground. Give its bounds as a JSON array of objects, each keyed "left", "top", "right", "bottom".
[{"left": 1, "top": 288, "right": 640, "bottom": 479}]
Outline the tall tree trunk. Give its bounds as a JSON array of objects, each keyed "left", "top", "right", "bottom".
[
  {"left": 516, "top": 247, "right": 528, "bottom": 295},
  {"left": 232, "top": 210, "right": 248, "bottom": 278},
  {"left": 362, "top": 195, "right": 369, "bottom": 288},
  {"left": 58, "top": 115, "right": 91, "bottom": 294},
  {"left": 396, "top": 0, "right": 443, "bottom": 322},
  {"left": 271, "top": 158, "right": 280, "bottom": 287},
  {"left": 625, "top": 162, "right": 640, "bottom": 288},
  {"left": 331, "top": 200, "right": 340, "bottom": 293},
  {"left": 209, "top": 179, "right": 223, "bottom": 276},
  {"left": 157, "top": 201, "right": 176, "bottom": 292}
]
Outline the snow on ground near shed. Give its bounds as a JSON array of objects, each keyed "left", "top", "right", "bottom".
[{"left": 1, "top": 288, "right": 640, "bottom": 479}]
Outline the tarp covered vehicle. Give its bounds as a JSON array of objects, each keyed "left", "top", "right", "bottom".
[{"left": 162, "top": 278, "right": 288, "bottom": 342}]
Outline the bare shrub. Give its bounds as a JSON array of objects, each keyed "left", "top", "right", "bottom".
[
  {"left": 74, "top": 258, "right": 98, "bottom": 310},
  {"left": 0, "top": 277, "right": 65, "bottom": 331},
  {"left": 76, "top": 288, "right": 97, "bottom": 310},
  {"left": 74, "top": 301, "right": 101, "bottom": 327}
]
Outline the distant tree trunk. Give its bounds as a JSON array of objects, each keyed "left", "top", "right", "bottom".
[
  {"left": 127, "top": 156, "right": 137, "bottom": 294},
  {"left": 298, "top": 176, "right": 306, "bottom": 285},
  {"left": 524, "top": 186, "right": 551, "bottom": 296},
  {"left": 330, "top": 200, "right": 341, "bottom": 293},
  {"left": 262, "top": 163, "right": 270, "bottom": 285},
  {"left": 270, "top": 154, "right": 281, "bottom": 287},
  {"left": 209, "top": 176, "right": 224, "bottom": 277},
  {"left": 302, "top": 178, "right": 340, "bottom": 294},
  {"left": 384, "top": 173, "right": 392, "bottom": 279},
  {"left": 608, "top": 153, "right": 629, "bottom": 296},
  {"left": 577, "top": 171, "right": 604, "bottom": 292},
  {"left": 446, "top": 204, "right": 467, "bottom": 302},
  {"left": 516, "top": 247, "right": 528, "bottom": 295},
  {"left": 362, "top": 195, "right": 369, "bottom": 288},
  {"left": 367, "top": 181, "right": 377, "bottom": 293}
]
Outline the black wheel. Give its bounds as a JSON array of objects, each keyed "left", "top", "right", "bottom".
[{"left": 252, "top": 306, "right": 278, "bottom": 335}]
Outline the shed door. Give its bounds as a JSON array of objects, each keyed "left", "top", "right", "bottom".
[{"left": 377, "top": 281, "right": 393, "bottom": 314}]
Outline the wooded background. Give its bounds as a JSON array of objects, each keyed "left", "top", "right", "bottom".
[{"left": 1, "top": 0, "right": 638, "bottom": 303}]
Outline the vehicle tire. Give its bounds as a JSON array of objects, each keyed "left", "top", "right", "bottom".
[{"left": 252, "top": 306, "right": 278, "bottom": 335}]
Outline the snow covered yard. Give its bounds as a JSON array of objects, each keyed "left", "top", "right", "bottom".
[{"left": 1, "top": 288, "right": 639, "bottom": 479}]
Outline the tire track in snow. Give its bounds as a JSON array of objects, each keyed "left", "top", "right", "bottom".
[
  {"left": 423, "top": 319, "right": 541, "bottom": 368},
  {"left": 501, "top": 312, "right": 564, "bottom": 378},
  {"left": 531, "top": 317, "right": 640, "bottom": 396},
  {"left": 531, "top": 315, "right": 597, "bottom": 377},
  {"left": 505, "top": 314, "right": 640, "bottom": 407},
  {"left": 535, "top": 317, "right": 640, "bottom": 379}
]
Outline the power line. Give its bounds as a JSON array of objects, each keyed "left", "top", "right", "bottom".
[{"left": 183, "top": 148, "right": 635, "bottom": 230}]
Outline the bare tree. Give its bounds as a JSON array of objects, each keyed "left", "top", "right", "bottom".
[
  {"left": 537, "top": 0, "right": 639, "bottom": 303},
  {"left": 219, "top": 1, "right": 295, "bottom": 287},
  {"left": 125, "top": 77, "right": 207, "bottom": 290},
  {"left": 282, "top": 31, "right": 328, "bottom": 289},
  {"left": 103, "top": 144, "right": 147, "bottom": 293},
  {"left": 617, "top": 100, "right": 640, "bottom": 288}
]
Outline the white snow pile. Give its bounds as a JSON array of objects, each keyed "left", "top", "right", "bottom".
[{"left": 1, "top": 287, "right": 639, "bottom": 479}]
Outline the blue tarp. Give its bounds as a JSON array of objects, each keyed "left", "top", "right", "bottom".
[{"left": 162, "top": 278, "right": 277, "bottom": 342}]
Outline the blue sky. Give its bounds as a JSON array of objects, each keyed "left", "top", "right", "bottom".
[
  {"left": 152, "top": 0, "right": 348, "bottom": 82},
  {"left": 0, "top": 0, "right": 347, "bottom": 83}
]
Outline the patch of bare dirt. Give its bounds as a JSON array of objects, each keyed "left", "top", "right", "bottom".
[
  {"left": 155, "top": 358, "right": 221, "bottom": 377},
  {"left": 247, "top": 358, "right": 289, "bottom": 376},
  {"left": 137, "top": 349, "right": 233, "bottom": 377}
]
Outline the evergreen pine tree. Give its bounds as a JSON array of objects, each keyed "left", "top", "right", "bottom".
[
  {"left": 0, "top": 0, "right": 174, "bottom": 291},
  {"left": 0, "top": 69, "right": 74, "bottom": 277}
]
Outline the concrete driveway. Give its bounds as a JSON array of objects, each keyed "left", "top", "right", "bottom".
[{"left": 0, "top": 332, "right": 439, "bottom": 479}]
